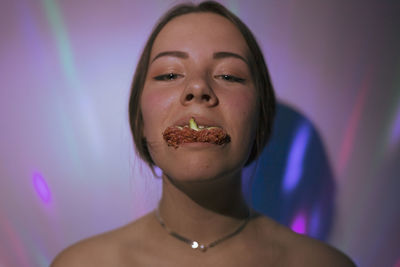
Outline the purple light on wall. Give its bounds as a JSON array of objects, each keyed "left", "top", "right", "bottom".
[
  {"left": 32, "top": 172, "right": 51, "bottom": 203},
  {"left": 154, "top": 166, "right": 163, "bottom": 177},
  {"left": 309, "top": 203, "right": 321, "bottom": 237},
  {"left": 282, "top": 122, "right": 311, "bottom": 194},
  {"left": 389, "top": 103, "right": 400, "bottom": 148},
  {"left": 290, "top": 211, "right": 308, "bottom": 235}
]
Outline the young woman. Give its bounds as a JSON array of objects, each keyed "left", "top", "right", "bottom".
[{"left": 52, "top": 2, "right": 355, "bottom": 266}]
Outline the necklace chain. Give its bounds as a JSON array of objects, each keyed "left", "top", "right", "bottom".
[{"left": 155, "top": 207, "right": 250, "bottom": 252}]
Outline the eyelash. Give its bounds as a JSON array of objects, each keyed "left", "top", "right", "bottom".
[
  {"left": 215, "top": 74, "right": 245, "bottom": 83},
  {"left": 153, "top": 73, "right": 182, "bottom": 81},
  {"left": 153, "top": 73, "right": 245, "bottom": 83}
]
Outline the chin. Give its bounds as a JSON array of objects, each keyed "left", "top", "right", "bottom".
[
  {"left": 156, "top": 151, "right": 244, "bottom": 183},
  {"left": 165, "top": 167, "right": 224, "bottom": 183}
]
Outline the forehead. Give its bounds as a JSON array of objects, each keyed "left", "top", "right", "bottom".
[{"left": 151, "top": 12, "right": 249, "bottom": 59}]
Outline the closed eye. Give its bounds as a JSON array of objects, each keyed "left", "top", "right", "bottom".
[
  {"left": 215, "top": 74, "right": 246, "bottom": 83},
  {"left": 153, "top": 73, "right": 183, "bottom": 81}
]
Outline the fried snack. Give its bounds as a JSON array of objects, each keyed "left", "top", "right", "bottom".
[{"left": 162, "top": 118, "right": 231, "bottom": 148}]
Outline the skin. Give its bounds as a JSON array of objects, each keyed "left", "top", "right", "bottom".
[{"left": 51, "top": 13, "right": 356, "bottom": 267}]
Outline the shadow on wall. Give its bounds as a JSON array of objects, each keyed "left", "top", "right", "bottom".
[{"left": 242, "top": 102, "right": 336, "bottom": 241}]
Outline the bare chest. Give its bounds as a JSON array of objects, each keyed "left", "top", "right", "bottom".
[{"left": 120, "top": 242, "right": 291, "bottom": 267}]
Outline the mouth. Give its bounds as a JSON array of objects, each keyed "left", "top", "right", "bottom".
[{"left": 162, "top": 117, "right": 231, "bottom": 148}]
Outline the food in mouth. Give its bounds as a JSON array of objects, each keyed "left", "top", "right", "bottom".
[{"left": 162, "top": 118, "right": 231, "bottom": 148}]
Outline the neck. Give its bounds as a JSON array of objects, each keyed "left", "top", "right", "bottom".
[{"left": 157, "top": 171, "right": 250, "bottom": 244}]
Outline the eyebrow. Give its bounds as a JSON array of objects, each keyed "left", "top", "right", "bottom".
[
  {"left": 151, "top": 51, "right": 188, "bottom": 63},
  {"left": 213, "top": 51, "right": 248, "bottom": 64},
  {"left": 151, "top": 50, "right": 248, "bottom": 64}
]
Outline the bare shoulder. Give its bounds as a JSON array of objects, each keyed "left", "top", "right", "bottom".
[
  {"left": 251, "top": 216, "right": 356, "bottom": 267},
  {"left": 50, "top": 233, "right": 115, "bottom": 267},
  {"left": 51, "top": 212, "right": 156, "bottom": 267},
  {"left": 288, "top": 232, "right": 356, "bottom": 266}
]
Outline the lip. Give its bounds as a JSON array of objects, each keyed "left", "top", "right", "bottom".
[
  {"left": 171, "top": 115, "right": 224, "bottom": 129},
  {"left": 179, "top": 141, "right": 224, "bottom": 149}
]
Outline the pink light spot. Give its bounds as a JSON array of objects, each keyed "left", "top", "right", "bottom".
[
  {"left": 394, "top": 257, "right": 400, "bottom": 267},
  {"left": 0, "top": 212, "right": 31, "bottom": 266},
  {"left": 338, "top": 70, "right": 370, "bottom": 175},
  {"left": 291, "top": 211, "right": 307, "bottom": 235},
  {"left": 32, "top": 172, "right": 51, "bottom": 203}
]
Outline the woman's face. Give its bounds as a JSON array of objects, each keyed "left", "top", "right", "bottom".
[{"left": 141, "top": 12, "right": 259, "bottom": 182}]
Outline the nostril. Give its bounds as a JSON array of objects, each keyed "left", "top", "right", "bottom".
[
  {"left": 202, "top": 94, "right": 211, "bottom": 101},
  {"left": 185, "top": 94, "right": 194, "bottom": 101}
]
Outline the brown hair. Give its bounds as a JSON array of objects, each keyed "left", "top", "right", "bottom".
[{"left": 128, "top": 1, "right": 276, "bottom": 169}]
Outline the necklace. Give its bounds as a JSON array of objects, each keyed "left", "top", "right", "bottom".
[{"left": 155, "top": 207, "right": 250, "bottom": 252}]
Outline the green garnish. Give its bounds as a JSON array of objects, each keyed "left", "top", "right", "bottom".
[{"left": 189, "top": 117, "right": 199, "bottom": 131}]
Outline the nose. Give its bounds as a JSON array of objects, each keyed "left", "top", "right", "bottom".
[{"left": 180, "top": 76, "right": 218, "bottom": 107}]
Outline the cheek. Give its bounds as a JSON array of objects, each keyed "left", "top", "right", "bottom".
[
  {"left": 225, "top": 89, "right": 259, "bottom": 148},
  {"left": 226, "top": 90, "right": 258, "bottom": 121},
  {"left": 140, "top": 87, "right": 176, "bottom": 137}
]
